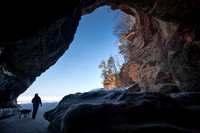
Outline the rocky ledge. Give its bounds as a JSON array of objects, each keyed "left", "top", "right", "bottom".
[
  {"left": 0, "top": 108, "right": 19, "bottom": 119},
  {"left": 44, "top": 88, "right": 200, "bottom": 133}
]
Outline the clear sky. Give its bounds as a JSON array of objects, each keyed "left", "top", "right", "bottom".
[{"left": 19, "top": 6, "right": 121, "bottom": 98}]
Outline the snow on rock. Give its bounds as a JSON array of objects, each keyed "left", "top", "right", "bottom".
[{"left": 44, "top": 90, "right": 200, "bottom": 133}]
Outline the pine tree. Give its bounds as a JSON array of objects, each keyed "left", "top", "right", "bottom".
[
  {"left": 99, "top": 56, "right": 121, "bottom": 87},
  {"left": 107, "top": 56, "right": 117, "bottom": 74},
  {"left": 99, "top": 60, "right": 108, "bottom": 80}
]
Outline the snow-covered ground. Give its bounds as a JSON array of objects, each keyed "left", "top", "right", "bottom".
[{"left": 0, "top": 97, "right": 62, "bottom": 133}]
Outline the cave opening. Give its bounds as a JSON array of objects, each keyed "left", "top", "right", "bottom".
[
  {"left": 0, "top": 0, "right": 198, "bottom": 109},
  {"left": 0, "top": 1, "right": 200, "bottom": 132},
  {"left": 18, "top": 6, "right": 135, "bottom": 101}
]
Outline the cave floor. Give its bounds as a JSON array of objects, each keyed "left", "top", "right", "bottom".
[{"left": 0, "top": 103, "right": 57, "bottom": 133}]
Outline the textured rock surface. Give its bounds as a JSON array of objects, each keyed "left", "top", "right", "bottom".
[
  {"left": 0, "top": 2, "right": 82, "bottom": 107},
  {"left": 0, "top": 108, "right": 19, "bottom": 119},
  {"left": 44, "top": 90, "right": 200, "bottom": 133},
  {"left": 116, "top": 0, "right": 200, "bottom": 92},
  {"left": 0, "top": 0, "right": 200, "bottom": 106},
  {"left": 119, "top": 63, "right": 140, "bottom": 87},
  {"left": 112, "top": 0, "right": 200, "bottom": 92}
]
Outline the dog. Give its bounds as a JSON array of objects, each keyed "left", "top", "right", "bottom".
[{"left": 19, "top": 109, "right": 31, "bottom": 118}]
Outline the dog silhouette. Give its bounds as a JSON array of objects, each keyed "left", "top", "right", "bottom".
[{"left": 19, "top": 109, "right": 31, "bottom": 118}]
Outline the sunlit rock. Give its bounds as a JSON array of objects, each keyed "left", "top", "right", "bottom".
[
  {"left": 103, "top": 74, "right": 122, "bottom": 88},
  {"left": 119, "top": 63, "right": 140, "bottom": 87}
]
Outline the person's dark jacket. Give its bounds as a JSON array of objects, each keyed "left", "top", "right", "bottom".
[{"left": 31, "top": 95, "right": 42, "bottom": 107}]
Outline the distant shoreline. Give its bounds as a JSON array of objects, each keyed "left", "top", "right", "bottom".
[{"left": 17, "top": 96, "right": 63, "bottom": 104}]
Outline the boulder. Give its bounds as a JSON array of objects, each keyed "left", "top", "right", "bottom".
[
  {"left": 127, "top": 84, "right": 141, "bottom": 92},
  {"left": 44, "top": 90, "right": 200, "bottom": 133}
]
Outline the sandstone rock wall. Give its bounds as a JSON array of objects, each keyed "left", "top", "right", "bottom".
[
  {"left": 119, "top": 63, "right": 140, "bottom": 87},
  {"left": 127, "top": 0, "right": 200, "bottom": 91},
  {"left": 111, "top": 0, "right": 200, "bottom": 92}
]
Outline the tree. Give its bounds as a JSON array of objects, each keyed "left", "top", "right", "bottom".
[
  {"left": 113, "top": 12, "right": 136, "bottom": 39},
  {"left": 118, "top": 43, "right": 131, "bottom": 64},
  {"left": 99, "top": 56, "right": 118, "bottom": 81},
  {"left": 113, "top": 12, "right": 136, "bottom": 63},
  {"left": 99, "top": 56, "right": 121, "bottom": 87},
  {"left": 99, "top": 12, "right": 136, "bottom": 87},
  {"left": 107, "top": 56, "right": 117, "bottom": 74},
  {"left": 114, "top": 54, "right": 122, "bottom": 70},
  {"left": 99, "top": 60, "right": 108, "bottom": 80}
]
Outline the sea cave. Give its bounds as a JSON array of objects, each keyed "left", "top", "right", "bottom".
[{"left": 0, "top": 0, "right": 200, "bottom": 133}]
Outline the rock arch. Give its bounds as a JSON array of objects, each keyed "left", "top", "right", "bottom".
[{"left": 0, "top": 0, "right": 199, "bottom": 107}]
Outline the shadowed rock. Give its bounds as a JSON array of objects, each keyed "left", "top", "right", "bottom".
[{"left": 44, "top": 90, "right": 200, "bottom": 133}]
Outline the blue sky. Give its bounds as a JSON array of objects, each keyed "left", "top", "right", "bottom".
[{"left": 20, "top": 6, "right": 121, "bottom": 97}]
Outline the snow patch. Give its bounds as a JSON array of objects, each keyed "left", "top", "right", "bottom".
[{"left": 90, "top": 87, "right": 129, "bottom": 92}]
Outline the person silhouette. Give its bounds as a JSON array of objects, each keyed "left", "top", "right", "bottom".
[{"left": 31, "top": 93, "right": 42, "bottom": 119}]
